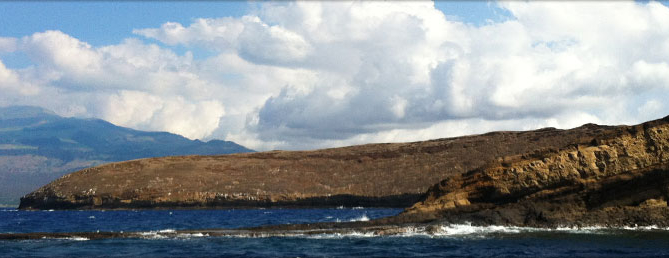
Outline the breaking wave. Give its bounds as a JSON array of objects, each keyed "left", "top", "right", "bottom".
[
  {"left": 348, "top": 214, "right": 370, "bottom": 222},
  {"left": 229, "top": 223, "right": 669, "bottom": 239}
]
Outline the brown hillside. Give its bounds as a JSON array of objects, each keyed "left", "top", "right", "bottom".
[{"left": 20, "top": 122, "right": 621, "bottom": 210}]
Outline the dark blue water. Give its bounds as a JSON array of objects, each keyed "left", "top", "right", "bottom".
[{"left": 2, "top": 207, "right": 669, "bottom": 257}]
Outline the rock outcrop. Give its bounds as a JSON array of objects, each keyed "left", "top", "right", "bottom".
[
  {"left": 20, "top": 121, "right": 618, "bottom": 210},
  {"left": 404, "top": 115, "right": 669, "bottom": 227}
]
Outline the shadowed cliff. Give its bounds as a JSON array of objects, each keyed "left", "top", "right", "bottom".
[{"left": 401, "top": 115, "right": 669, "bottom": 227}]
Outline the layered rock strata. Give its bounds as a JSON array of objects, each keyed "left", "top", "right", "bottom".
[
  {"left": 404, "top": 116, "right": 669, "bottom": 227},
  {"left": 20, "top": 122, "right": 616, "bottom": 210}
]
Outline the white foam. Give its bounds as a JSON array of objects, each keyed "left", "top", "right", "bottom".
[
  {"left": 48, "top": 236, "right": 89, "bottom": 241},
  {"left": 306, "top": 231, "right": 376, "bottom": 239},
  {"left": 621, "top": 225, "right": 669, "bottom": 231},
  {"left": 297, "top": 223, "right": 669, "bottom": 239},
  {"left": 424, "top": 223, "right": 612, "bottom": 237},
  {"left": 138, "top": 229, "right": 176, "bottom": 239},
  {"left": 138, "top": 231, "right": 168, "bottom": 239},
  {"left": 553, "top": 226, "right": 609, "bottom": 234},
  {"left": 65, "top": 236, "right": 90, "bottom": 241},
  {"left": 177, "top": 233, "right": 209, "bottom": 238},
  {"left": 432, "top": 224, "right": 523, "bottom": 236},
  {"left": 141, "top": 223, "right": 669, "bottom": 240},
  {"left": 348, "top": 214, "right": 370, "bottom": 222}
]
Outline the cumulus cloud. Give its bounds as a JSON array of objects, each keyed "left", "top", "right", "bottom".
[
  {"left": 2, "top": 1, "right": 669, "bottom": 150},
  {"left": 0, "top": 60, "right": 40, "bottom": 96},
  {"left": 102, "top": 90, "right": 224, "bottom": 139},
  {"left": 0, "top": 37, "right": 17, "bottom": 53},
  {"left": 0, "top": 31, "right": 227, "bottom": 139}
]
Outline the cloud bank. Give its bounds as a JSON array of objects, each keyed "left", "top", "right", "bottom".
[{"left": 1, "top": 1, "right": 668, "bottom": 150}]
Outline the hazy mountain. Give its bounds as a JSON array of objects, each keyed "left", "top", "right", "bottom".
[{"left": 0, "top": 106, "right": 253, "bottom": 206}]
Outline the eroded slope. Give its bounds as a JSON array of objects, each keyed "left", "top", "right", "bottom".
[
  {"left": 405, "top": 116, "right": 669, "bottom": 227},
  {"left": 20, "top": 122, "right": 618, "bottom": 209}
]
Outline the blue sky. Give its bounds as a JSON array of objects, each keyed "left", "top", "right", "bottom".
[
  {"left": 1, "top": 1, "right": 669, "bottom": 150},
  {"left": 0, "top": 1, "right": 509, "bottom": 68}
]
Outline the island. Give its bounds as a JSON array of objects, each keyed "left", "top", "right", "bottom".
[
  {"left": 20, "top": 120, "right": 621, "bottom": 210},
  {"left": 16, "top": 115, "right": 669, "bottom": 230}
]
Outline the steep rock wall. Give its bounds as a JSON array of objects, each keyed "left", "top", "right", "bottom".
[{"left": 405, "top": 116, "right": 669, "bottom": 227}]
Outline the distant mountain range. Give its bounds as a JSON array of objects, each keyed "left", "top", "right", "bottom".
[{"left": 0, "top": 106, "right": 253, "bottom": 206}]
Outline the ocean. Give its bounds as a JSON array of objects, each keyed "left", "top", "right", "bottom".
[{"left": 2, "top": 207, "right": 669, "bottom": 257}]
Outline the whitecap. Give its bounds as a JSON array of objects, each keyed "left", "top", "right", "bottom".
[
  {"left": 620, "top": 225, "right": 669, "bottom": 231},
  {"left": 64, "top": 236, "right": 89, "bottom": 241},
  {"left": 553, "top": 226, "right": 609, "bottom": 234},
  {"left": 47, "top": 236, "right": 90, "bottom": 241},
  {"left": 306, "top": 231, "right": 376, "bottom": 239},
  {"left": 138, "top": 231, "right": 168, "bottom": 239},
  {"left": 348, "top": 214, "right": 369, "bottom": 222},
  {"left": 177, "top": 233, "right": 209, "bottom": 238}
]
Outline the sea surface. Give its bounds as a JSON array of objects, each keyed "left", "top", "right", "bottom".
[{"left": 2, "top": 207, "right": 669, "bottom": 257}]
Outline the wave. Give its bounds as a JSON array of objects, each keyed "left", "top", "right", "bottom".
[
  {"left": 401, "top": 223, "right": 669, "bottom": 237},
  {"left": 137, "top": 229, "right": 177, "bottom": 239},
  {"left": 348, "top": 214, "right": 370, "bottom": 222},
  {"left": 39, "top": 236, "right": 90, "bottom": 241},
  {"left": 127, "top": 224, "right": 669, "bottom": 240},
  {"left": 62, "top": 236, "right": 90, "bottom": 241},
  {"left": 176, "top": 232, "right": 209, "bottom": 238},
  {"left": 283, "top": 223, "right": 669, "bottom": 239}
]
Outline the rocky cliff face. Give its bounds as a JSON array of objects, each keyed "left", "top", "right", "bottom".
[
  {"left": 19, "top": 122, "right": 618, "bottom": 210},
  {"left": 404, "top": 116, "right": 669, "bottom": 227}
]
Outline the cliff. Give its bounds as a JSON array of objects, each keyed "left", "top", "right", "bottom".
[
  {"left": 403, "top": 115, "right": 669, "bottom": 227},
  {"left": 19, "top": 121, "right": 617, "bottom": 210}
]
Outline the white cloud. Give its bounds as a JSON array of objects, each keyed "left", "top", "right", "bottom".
[
  {"left": 21, "top": 31, "right": 102, "bottom": 79},
  {"left": 2, "top": 1, "right": 669, "bottom": 151},
  {"left": 0, "top": 60, "right": 39, "bottom": 96},
  {"left": 0, "top": 37, "right": 17, "bottom": 53}
]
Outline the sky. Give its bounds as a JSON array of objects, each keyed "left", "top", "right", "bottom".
[{"left": 1, "top": 1, "right": 668, "bottom": 151}]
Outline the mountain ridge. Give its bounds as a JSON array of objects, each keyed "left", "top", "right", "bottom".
[{"left": 0, "top": 106, "right": 253, "bottom": 205}]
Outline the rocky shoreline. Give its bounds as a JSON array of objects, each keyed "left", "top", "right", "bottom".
[
  {"left": 402, "top": 116, "right": 669, "bottom": 228},
  {"left": 11, "top": 115, "right": 669, "bottom": 234}
]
